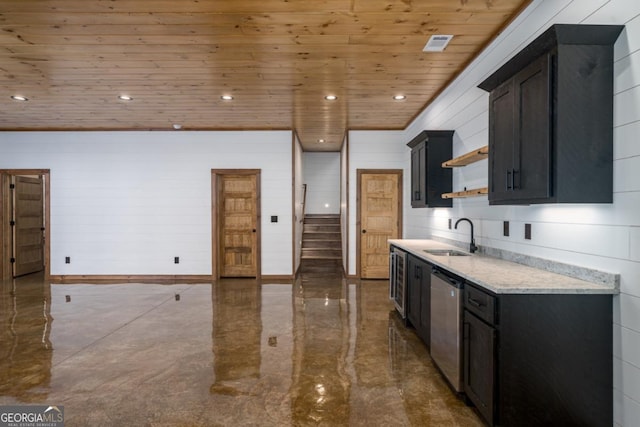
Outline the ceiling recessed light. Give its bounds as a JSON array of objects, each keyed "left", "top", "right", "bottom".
[
  {"left": 118, "top": 95, "right": 133, "bottom": 101},
  {"left": 393, "top": 95, "right": 406, "bottom": 100},
  {"left": 318, "top": 139, "right": 325, "bottom": 143},
  {"left": 221, "top": 95, "right": 234, "bottom": 101},
  {"left": 324, "top": 95, "right": 338, "bottom": 101},
  {"left": 172, "top": 124, "right": 182, "bottom": 130},
  {"left": 11, "top": 95, "right": 28, "bottom": 101}
]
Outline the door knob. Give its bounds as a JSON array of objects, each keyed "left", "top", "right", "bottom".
[
  {"left": 252, "top": 229, "right": 256, "bottom": 233},
  {"left": 362, "top": 229, "right": 367, "bottom": 234}
]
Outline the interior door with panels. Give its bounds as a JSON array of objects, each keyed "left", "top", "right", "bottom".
[
  {"left": 0, "top": 170, "right": 50, "bottom": 282},
  {"left": 358, "top": 170, "right": 402, "bottom": 279},
  {"left": 12, "top": 176, "right": 45, "bottom": 277},
  {"left": 213, "top": 170, "right": 260, "bottom": 278}
]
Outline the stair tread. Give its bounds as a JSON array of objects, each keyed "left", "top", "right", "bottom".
[
  {"left": 302, "top": 256, "right": 342, "bottom": 260},
  {"left": 302, "top": 214, "right": 342, "bottom": 260}
]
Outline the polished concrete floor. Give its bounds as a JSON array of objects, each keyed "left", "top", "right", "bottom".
[{"left": 0, "top": 261, "right": 483, "bottom": 426}]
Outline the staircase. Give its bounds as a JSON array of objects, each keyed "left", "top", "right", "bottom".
[{"left": 301, "top": 214, "right": 342, "bottom": 260}]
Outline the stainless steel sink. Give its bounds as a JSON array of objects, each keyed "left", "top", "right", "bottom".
[{"left": 424, "top": 249, "right": 470, "bottom": 257}]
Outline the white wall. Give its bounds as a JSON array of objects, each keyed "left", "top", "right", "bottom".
[
  {"left": 293, "top": 135, "right": 304, "bottom": 273},
  {"left": 341, "top": 137, "right": 349, "bottom": 273},
  {"left": 347, "top": 130, "right": 406, "bottom": 276},
  {"left": 302, "top": 152, "right": 340, "bottom": 214},
  {"left": 399, "top": 0, "right": 640, "bottom": 425},
  {"left": 0, "top": 131, "right": 293, "bottom": 276}
]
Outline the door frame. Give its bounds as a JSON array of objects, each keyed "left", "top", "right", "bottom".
[
  {"left": 0, "top": 169, "right": 50, "bottom": 282},
  {"left": 356, "top": 169, "right": 403, "bottom": 279},
  {"left": 211, "top": 169, "right": 261, "bottom": 280}
]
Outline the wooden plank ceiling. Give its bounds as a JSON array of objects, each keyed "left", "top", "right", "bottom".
[{"left": 0, "top": 0, "right": 530, "bottom": 151}]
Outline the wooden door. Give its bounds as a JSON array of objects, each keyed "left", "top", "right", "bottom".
[
  {"left": 358, "top": 170, "right": 402, "bottom": 279},
  {"left": 12, "top": 176, "right": 44, "bottom": 277},
  {"left": 217, "top": 172, "right": 259, "bottom": 278}
]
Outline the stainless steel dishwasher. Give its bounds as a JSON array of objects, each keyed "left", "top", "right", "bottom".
[{"left": 430, "top": 267, "right": 464, "bottom": 392}]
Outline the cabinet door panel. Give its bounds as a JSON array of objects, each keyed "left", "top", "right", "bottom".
[
  {"left": 410, "top": 143, "right": 425, "bottom": 207},
  {"left": 488, "top": 80, "right": 515, "bottom": 204},
  {"left": 406, "top": 256, "right": 421, "bottom": 328},
  {"left": 418, "top": 259, "right": 431, "bottom": 346},
  {"left": 463, "top": 310, "right": 496, "bottom": 426},
  {"left": 515, "top": 54, "right": 551, "bottom": 201}
]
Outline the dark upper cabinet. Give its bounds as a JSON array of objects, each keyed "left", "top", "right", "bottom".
[
  {"left": 407, "top": 130, "right": 453, "bottom": 208},
  {"left": 479, "top": 24, "right": 624, "bottom": 205}
]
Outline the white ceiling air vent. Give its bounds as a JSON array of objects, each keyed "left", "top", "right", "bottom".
[{"left": 423, "top": 34, "right": 454, "bottom": 52}]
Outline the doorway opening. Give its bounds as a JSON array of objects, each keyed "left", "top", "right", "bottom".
[{"left": 0, "top": 170, "right": 51, "bottom": 282}]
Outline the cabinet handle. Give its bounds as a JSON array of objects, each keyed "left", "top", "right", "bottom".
[
  {"left": 512, "top": 169, "right": 519, "bottom": 189},
  {"left": 468, "top": 297, "right": 484, "bottom": 308},
  {"left": 416, "top": 266, "right": 421, "bottom": 279},
  {"left": 414, "top": 190, "right": 421, "bottom": 201},
  {"left": 506, "top": 169, "right": 512, "bottom": 190}
]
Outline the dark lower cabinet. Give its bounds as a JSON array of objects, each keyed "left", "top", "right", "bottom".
[
  {"left": 463, "top": 282, "right": 613, "bottom": 427},
  {"left": 406, "top": 254, "right": 431, "bottom": 347},
  {"left": 463, "top": 310, "right": 495, "bottom": 426}
]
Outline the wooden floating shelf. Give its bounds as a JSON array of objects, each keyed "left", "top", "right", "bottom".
[
  {"left": 442, "top": 145, "right": 489, "bottom": 168},
  {"left": 441, "top": 187, "right": 488, "bottom": 199}
]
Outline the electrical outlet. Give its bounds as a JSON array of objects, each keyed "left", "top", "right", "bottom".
[
  {"left": 271, "top": 215, "right": 278, "bottom": 223},
  {"left": 174, "top": 257, "right": 179, "bottom": 264},
  {"left": 503, "top": 221, "right": 510, "bottom": 237},
  {"left": 65, "top": 256, "right": 70, "bottom": 264},
  {"left": 525, "top": 223, "right": 532, "bottom": 240}
]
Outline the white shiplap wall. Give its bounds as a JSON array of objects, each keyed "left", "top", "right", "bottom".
[
  {"left": 302, "top": 152, "right": 340, "bottom": 214},
  {"left": 341, "top": 137, "right": 349, "bottom": 273},
  {"left": 399, "top": 0, "right": 640, "bottom": 425},
  {"left": 293, "top": 134, "right": 304, "bottom": 273},
  {"left": 0, "top": 131, "right": 293, "bottom": 276}
]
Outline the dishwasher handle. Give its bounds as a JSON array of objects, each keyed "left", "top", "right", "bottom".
[{"left": 431, "top": 268, "right": 464, "bottom": 289}]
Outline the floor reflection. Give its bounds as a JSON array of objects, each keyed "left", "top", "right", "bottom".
[
  {"left": 0, "top": 262, "right": 483, "bottom": 426},
  {"left": 291, "top": 260, "right": 350, "bottom": 425},
  {"left": 0, "top": 273, "right": 52, "bottom": 402},
  {"left": 210, "top": 279, "right": 261, "bottom": 393}
]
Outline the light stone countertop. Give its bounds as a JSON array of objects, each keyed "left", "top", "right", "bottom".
[{"left": 389, "top": 239, "right": 619, "bottom": 295}]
